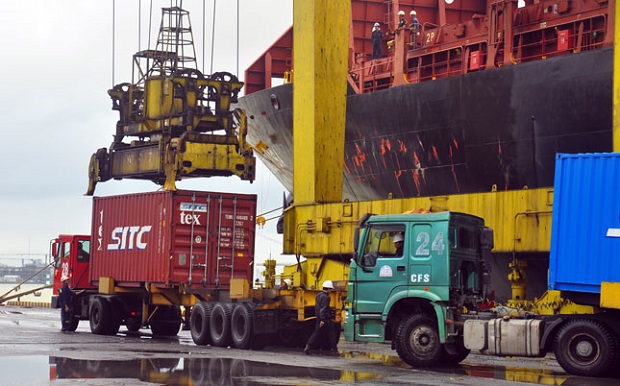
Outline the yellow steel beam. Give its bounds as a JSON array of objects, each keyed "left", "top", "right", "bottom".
[
  {"left": 293, "top": 0, "right": 350, "bottom": 204},
  {"left": 284, "top": 187, "right": 553, "bottom": 257},
  {"left": 86, "top": 113, "right": 255, "bottom": 195}
]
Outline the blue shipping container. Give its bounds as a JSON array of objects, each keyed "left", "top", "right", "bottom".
[{"left": 549, "top": 153, "right": 620, "bottom": 293}]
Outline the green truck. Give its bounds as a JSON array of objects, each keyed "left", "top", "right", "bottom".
[
  {"left": 344, "top": 180, "right": 620, "bottom": 378},
  {"left": 344, "top": 211, "right": 491, "bottom": 367}
]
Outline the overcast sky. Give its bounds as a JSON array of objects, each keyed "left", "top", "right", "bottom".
[{"left": 0, "top": 0, "right": 294, "bottom": 270}]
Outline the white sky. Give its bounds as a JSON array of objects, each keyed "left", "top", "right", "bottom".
[{"left": 0, "top": 0, "right": 295, "bottom": 272}]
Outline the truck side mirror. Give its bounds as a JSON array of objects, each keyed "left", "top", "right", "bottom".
[
  {"left": 354, "top": 213, "right": 375, "bottom": 252},
  {"left": 51, "top": 239, "right": 60, "bottom": 259}
]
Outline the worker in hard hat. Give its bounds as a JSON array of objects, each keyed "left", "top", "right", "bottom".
[
  {"left": 280, "top": 278, "right": 292, "bottom": 290},
  {"left": 397, "top": 10, "right": 407, "bottom": 30},
  {"left": 303, "top": 280, "right": 338, "bottom": 356},
  {"left": 371, "top": 22, "right": 384, "bottom": 60},
  {"left": 393, "top": 233, "right": 405, "bottom": 256},
  {"left": 410, "top": 10, "right": 421, "bottom": 48},
  {"left": 58, "top": 275, "right": 75, "bottom": 332}
]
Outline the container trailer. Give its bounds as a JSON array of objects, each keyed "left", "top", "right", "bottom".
[{"left": 51, "top": 189, "right": 344, "bottom": 349}]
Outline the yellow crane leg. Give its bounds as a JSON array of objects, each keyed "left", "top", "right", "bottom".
[{"left": 292, "top": 0, "right": 350, "bottom": 205}]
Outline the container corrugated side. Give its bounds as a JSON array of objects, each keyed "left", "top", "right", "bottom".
[
  {"left": 90, "top": 190, "right": 256, "bottom": 289},
  {"left": 548, "top": 153, "right": 620, "bottom": 293},
  {"left": 169, "top": 190, "right": 256, "bottom": 287},
  {"left": 90, "top": 191, "right": 172, "bottom": 285}
]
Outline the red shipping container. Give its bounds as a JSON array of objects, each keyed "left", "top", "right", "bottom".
[
  {"left": 557, "top": 30, "right": 571, "bottom": 51},
  {"left": 89, "top": 190, "right": 257, "bottom": 289}
]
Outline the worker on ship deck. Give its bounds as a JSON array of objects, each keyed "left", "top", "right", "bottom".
[
  {"left": 371, "top": 22, "right": 383, "bottom": 59},
  {"left": 410, "top": 10, "right": 420, "bottom": 48},
  {"left": 397, "top": 10, "right": 407, "bottom": 30}
]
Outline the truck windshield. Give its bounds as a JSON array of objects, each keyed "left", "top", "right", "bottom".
[{"left": 359, "top": 225, "right": 405, "bottom": 267}]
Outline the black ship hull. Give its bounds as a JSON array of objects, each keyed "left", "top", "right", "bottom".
[{"left": 239, "top": 47, "right": 612, "bottom": 201}]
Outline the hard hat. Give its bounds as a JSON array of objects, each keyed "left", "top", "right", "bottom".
[
  {"left": 283, "top": 279, "right": 292, "bottom": 286},
  {"left": 374, "top": 22, "right": 380, "bottom": 27},
  {"left": 61, "top": 275, "right": 70, "bottom": 282},
  {"left": 322, "top": 280, "right": 334, "bottom": 289},
  {"left": 411, "top": 10, "right": 417, "bottom": 15},
  {"left": 398, "top": 10, "right": 405, "bottom": 16},
  {"left": 393, "top": 233, "right": 404, "bottom": 243}
]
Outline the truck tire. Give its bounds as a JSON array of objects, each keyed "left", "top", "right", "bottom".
[
  {"left": 107, "top": 298, "right": 122, "bottom": 335},
  {"left": 150, "top": 305, "right": 182, "bottom": 336},
  {"left": 90, "top": 297, "right": 115, "bottom": 335},
  {"left": 231, "top": 303, "right": 255, "bottom": 349},
  {"left": 394, "top": 314, "right": 443, "bottom": 367},
  {"left": 190, "top": 301, "right": 212, "bottom": 345},
  {"left": 66, "top": 315, "right": 80, "bottom": 332},
  {"left": 443, "top": 337, "right": 470, "bottom": 364},
  {"left": 210, "top": 302, "right": 233, "bottom": 347},
  {"left": 554, "top": 319, "right": 617, "bottom": 376}
]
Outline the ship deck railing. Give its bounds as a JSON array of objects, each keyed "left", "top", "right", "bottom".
[{"left": 349, "top": 19, "right": 607, "bottom": 94}]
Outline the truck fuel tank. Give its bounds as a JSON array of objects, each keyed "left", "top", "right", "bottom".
[{"left": 464, "top": 319, "right": 544, "bottom": 356}]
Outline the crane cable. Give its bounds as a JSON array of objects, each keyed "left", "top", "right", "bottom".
[
  {"left": 210, "top": 0, "right": 216, "bottom": 74},
  {"left": 237, "top": 0, "right": 240, "bottom": 78},
  {"left": 111, "top": 0, "right": 115, "bottom": 86},
  {"left": 112, "top": 1, "right": 240, "bottom": 83}
]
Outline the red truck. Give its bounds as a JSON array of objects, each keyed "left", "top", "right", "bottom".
[{"left": 51, "top": 189, "right": 257, "bottom": 338}]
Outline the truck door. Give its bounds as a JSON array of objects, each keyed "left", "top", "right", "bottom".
[
  {"left": 71, "top": 238, "right": 92, "bottom": 290},
  {"left": 52, "top": 235, "right": 93, "bottom": 294},
  {"left": 354, "top": 224, "right": 407, "bottom": 315}
]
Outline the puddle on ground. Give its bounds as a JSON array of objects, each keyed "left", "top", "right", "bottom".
[
  {"left": 338, "top": 349, "right": 619, "bottom": 385},
  {"left": 45, "top": 356, "right": 381, "bottom": 385},
  {"left": 2, "top": 352, "right": 618, "bottom": 385}
]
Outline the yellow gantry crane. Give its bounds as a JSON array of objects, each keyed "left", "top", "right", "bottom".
[{"left": 284, "top": 0, "right": 553, "bottom": 295}]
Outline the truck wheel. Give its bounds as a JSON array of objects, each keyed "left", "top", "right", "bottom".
[
  {"left": 150, "top": 306, "right": 182, "bottom": 336},
  {"left": 394, "top": 314, "right": 443, "bottom": 367},
  {"left": 106, "top": 298, "right": 122, "bottom": 335},
  {"left": 90, "top": 297, "right": 114, "bottom": 335},
  {"left": 66, "top": 317, "right": 79, "bottom": 332},
  {"left": 231, "top": 303, "right": 255, "bottom": 349},
  {"left": 190, "top": 301, "right": 212, "bottom": 345},
  {"left": 210, "top": 302, "right": 233, "bottom": 347},
  {"left": 443, "top": 337, "right": 470, "bottom": 364},
  {"left": 554, "top": 319, "right": 617, "bottom": 376}
]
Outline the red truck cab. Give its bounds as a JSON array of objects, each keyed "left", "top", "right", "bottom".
[{"left": 51, "top": 235, "right": 95, "bottom": 307}]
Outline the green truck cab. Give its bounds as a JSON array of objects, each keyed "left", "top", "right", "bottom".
[{"left": 344, "top": 211, "right": 493, "bottom": 366}]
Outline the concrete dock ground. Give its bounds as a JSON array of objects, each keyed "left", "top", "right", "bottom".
[{"left": 0, "top": 305, "right": 615, "bottom": 386}]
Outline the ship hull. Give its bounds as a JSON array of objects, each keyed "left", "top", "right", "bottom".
[{"left": 239, "top": 47, "right": 612, "bottom": 201}]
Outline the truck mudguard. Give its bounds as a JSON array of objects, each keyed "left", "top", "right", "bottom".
[{"left": 383, "top": 288, "right": 448, "bottom": 343}]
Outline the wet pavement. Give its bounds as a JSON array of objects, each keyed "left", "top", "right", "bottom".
[{"left": 0, "top": 306, "right": 617, "bottom": 385}]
